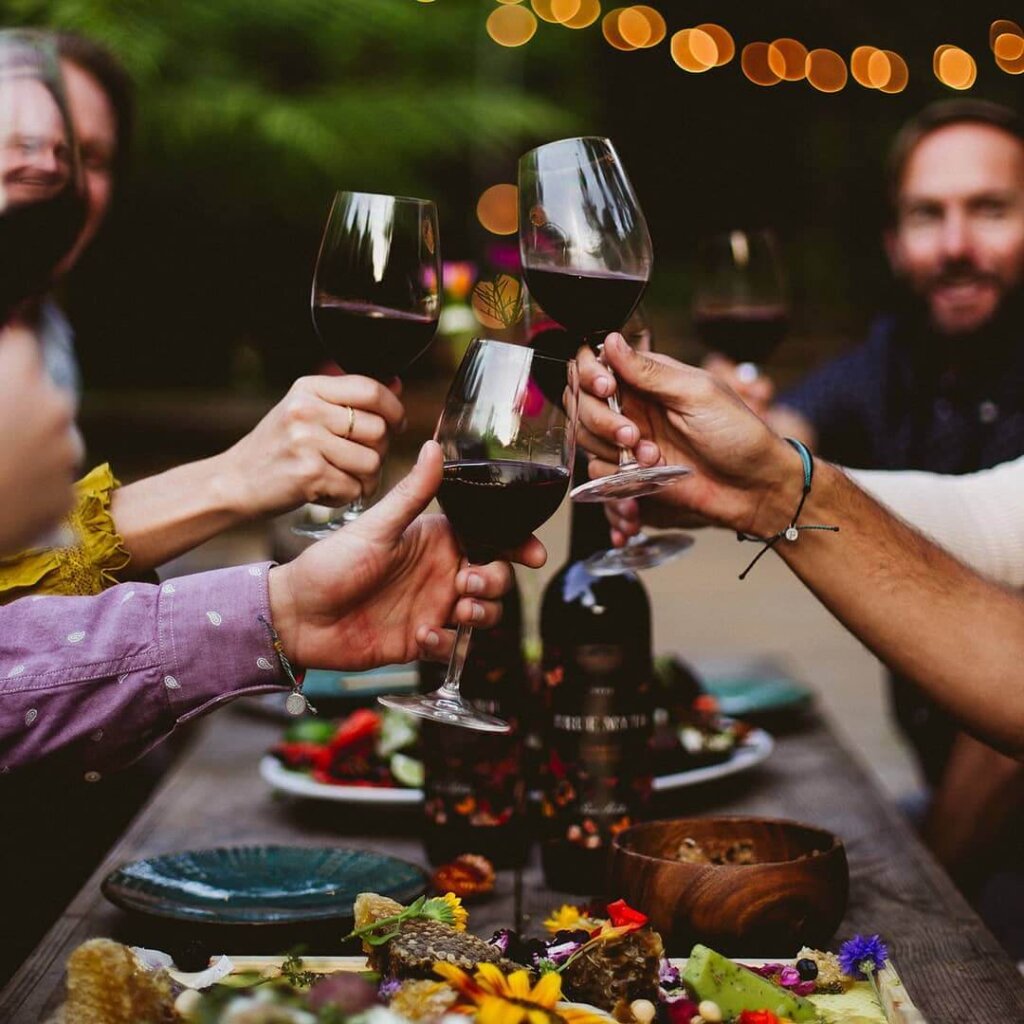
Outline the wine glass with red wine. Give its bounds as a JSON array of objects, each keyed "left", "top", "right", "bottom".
[
  {"left": 379, "top": 338, "right": 578, "bottom": 732},
  {"left": 294, "top": 191, "right": 441, "bottom": 539},
  {"left": 518, "top": 136, "right": 690, "bottom": 503},
  {"left": 0, "top": 31, "right": 86, "bottom": 325},
  {"left": 692, "top": 229, "right": 788, "bottom": 383}
]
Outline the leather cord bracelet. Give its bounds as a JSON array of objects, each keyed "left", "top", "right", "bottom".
[
  {"left": 736, "top": 437, "right": 839, "bottom": 581},
  {"left": 259, "top": 613, "right": 316, "bottom": 716}
]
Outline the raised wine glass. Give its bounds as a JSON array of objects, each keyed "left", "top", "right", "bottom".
[
  {"left": 379, "top": 338, "right": 578, "bottom": 732},
  {"left": 518, "top": 136, "right": 690, "bottom": 503},
  {"left": 692, "top": 228, "right": 789, "bottom": 384},
  {"left": 0, "top": 30, "right": 85, "bottom": 325},
  {"left": 583, "top": 306, "right": 695, "bottom": 575},
  {"left": 294, "top": 191, "right": 441, "bottom": 539}
]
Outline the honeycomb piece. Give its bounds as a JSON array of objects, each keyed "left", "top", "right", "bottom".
[
  {"left": 60, "top": 939, "right": 175, "bottom": 1024},
  {"left": 353, "top": 892, "right": 405, "bottom": 930},
  {"left": 388, "top": 979, "right": 458, "bottom": 1020}
]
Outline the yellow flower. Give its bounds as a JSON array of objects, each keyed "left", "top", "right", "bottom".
[
  {"left": 434, "top": 962, "right": 611, "bottom": 1024},
  {"left": 543, "top": 905, "right": 583, "bottom": 934},
  {"left": 422, "top": 892, "right": 468, "bottom": 932}
]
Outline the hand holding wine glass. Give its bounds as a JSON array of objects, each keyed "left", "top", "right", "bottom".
[
  {"left": 295, "top": 191, "right": 440, "bottom": 538},
  {"left": 379, "top": 338, "right": 578, "bottom": 732}
]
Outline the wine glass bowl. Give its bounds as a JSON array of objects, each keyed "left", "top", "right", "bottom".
[
  {"left": 692, "top": 229, "right": 789, "bottom": 381},
  {"left": 379, "top": 338, "right": 578, "bottom": 733},
  {"left": 294, "top": 191, "right": 441, "bottom": 539},
  {"left": 518, "top": 136, "right": 691, "bottom": 504},
  {"left": 0, "top": 30, "right": 85, "bottom": 325}
]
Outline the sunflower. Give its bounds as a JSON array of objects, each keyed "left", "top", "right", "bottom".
[
  {"left": 421, "top": 892, "right": 468, "bottom": 932},
  {"left": 434, "top": 961, "right": 612, "bottom": 1024}
]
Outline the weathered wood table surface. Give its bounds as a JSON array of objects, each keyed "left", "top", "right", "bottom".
[{"left": 3, "top": 706, "right": 1023, "bottom": 1023}]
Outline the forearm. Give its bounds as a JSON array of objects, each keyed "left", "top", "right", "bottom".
[
  {"left": 110, "top": 454, "right": 243, "bottom": 572},
  {"left": 765, "top": 462, "right": 1024, "bottom": 758}
]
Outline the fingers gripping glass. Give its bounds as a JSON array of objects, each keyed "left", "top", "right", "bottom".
[
  {"left": 294, "top": 192, "right": 441, "bottom": 539},
  {"left": 379, "top": 339, "right": 578, "bottom": 733},
  {"left": 517, "top": 136, "right": 690, "bottom": 503}
]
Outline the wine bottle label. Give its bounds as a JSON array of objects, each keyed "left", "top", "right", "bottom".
[{"left": 540, "top": 642, "right": 653, "bottom": 853}]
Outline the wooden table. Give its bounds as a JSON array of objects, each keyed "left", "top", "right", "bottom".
[{"left": 3, "top": 706, "right": 1023, "bottom": 1023}]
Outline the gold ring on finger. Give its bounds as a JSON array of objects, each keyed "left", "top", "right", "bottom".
[{"left": 342, "top": 404, "right": 356, "bottom": 439}]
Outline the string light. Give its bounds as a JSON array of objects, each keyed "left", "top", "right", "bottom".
[
  {"left": 486, "top": 5, "right": 538, "bottom": 46},
  {"left": 552, "top": 0, "right": 601, "bottom": 29},
  {"left": 671, "top": 28, "right": 718, "bottom": 73},
  {"left": 530, "top": 0, "right": 560, "bottom": 23},
  {"left": 602, "top": 8, "right": 636, "bottom": 50},
  {"left": 850, "top": 45, "right": 880, "bottom": 88},
  {"left": 806, "top": 48, "right": 848, "bottom": 92},
  {"left": 620, "top": 6, "right": 666, "bottom": 48},
  {"left": 767, "top": 38, "right": 808, "bottom": 81},
  {"left": 741, "top": 42, "right": 782, "bottom": 85},
  {"left": 875, "top": 51, "right": 908, "bottom": 93},
  {"left": 477, "top": 184, "right": 519, "bottom": 235},
  {"left": 935, "top": 45, "right": 977, "bottom": 89},
  {"left": 695, "top": 24, "right": 735, "bottom": 66}
]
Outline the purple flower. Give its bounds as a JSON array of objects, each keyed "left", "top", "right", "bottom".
[
  {"left": 377, "top": 978, "right": 401, "bottom": 1001},
  {"left": 658, "top": 959, "right": 682, "bottom": 988},
  {"left": 779, "top": 966, "right": 802, "bottom": 988},
  {"left": 792, "top": 981, "right": 817, "bottom": 997},
  {"left": 488, "top": 928, "right": 514, "bottom": 956},
  {"left": 838, "top": 934, "right": 889, "bottom": 980},
  {"left": 544, "top": 938, "right": 585, "bottom": 965}
]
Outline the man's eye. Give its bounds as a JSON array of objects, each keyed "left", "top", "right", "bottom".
[
  {"left": 904, "top": 207, "right": 940, "bottom": 226},
  {"left": 975, "top": 200, "right": 1009, "bottom": 218}
]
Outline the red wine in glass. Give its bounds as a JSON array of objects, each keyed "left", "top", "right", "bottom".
[
  {"left": 692, "top": 305, "right": 790, "bottom": 366},
  {"left": 523, "top": 266, "right": 648, "bottom": 344},
  {"left": 438, "top": 460, "right": 570, "bottom": 564},
  {"left": 312, "top": 298, "right": 438, "bottom": 382}
]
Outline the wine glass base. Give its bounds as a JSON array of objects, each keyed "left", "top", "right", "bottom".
[
  {"left": 377, "top": 692, "right": 511, "bottom": 733},
  {"left": 585, "top": 531, "right": 694, "bottom": 575},
  {"left": 291, "top": 521, "right": 341, "bottom": 540},
  {"left": 570, "top": 464, "right": 692, "bottom": 502}
]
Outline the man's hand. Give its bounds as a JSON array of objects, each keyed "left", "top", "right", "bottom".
[
  {"left": 268, "top": 441, "right": 546, "bottom": 671},
  {"left": 578, "top": 333, "right": 803, "bottom": 537},
  {"left": 219, "top": 375, "right": 406, "bottom": 517},
  {"left": 0, "top": 327, "right": 82, "bottom": 555}
]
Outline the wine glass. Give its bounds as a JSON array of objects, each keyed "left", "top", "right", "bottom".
[
  {"left": 0, "top": 30, "right": 85, "bottom": 325},
  {"left": 379, "top": 338, "right": 578, "bottom": 732},
  {"left": 583, "top": 306, "right": 695, "bottom": 575},
  {"left": 518, "top": 136, "right": 690, "bottom": 503},
  {"left": 294, "top": 191, "right": 441, "bottom": 539},
  {"left": 692, "top": 228, "right": 789, "bottom": 383}
]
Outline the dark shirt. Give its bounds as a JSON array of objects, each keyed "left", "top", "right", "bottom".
[
  {"left": 780, "top": 309, "right": 1024, "bottom": 786},
  {"left": 780, "top": 314, "right": 1024, "bottom": 474}
]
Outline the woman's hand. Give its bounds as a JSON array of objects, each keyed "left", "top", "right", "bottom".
[
  {"left": 268, "top": 441, "right": 546, "bottom": 671},
  {"left": 219, "top": 374, "right": 406, "bottom": 517},
  {"left": 0, "top": 327, "right": 81, "bottom": 555}
]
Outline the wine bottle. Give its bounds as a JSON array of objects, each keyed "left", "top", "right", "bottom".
[
  {"left": 418, "top": 577, "right": 529, "bottom": 869},
  {"left": 538, "top": 485, "right": 654, "bottom": 894}
]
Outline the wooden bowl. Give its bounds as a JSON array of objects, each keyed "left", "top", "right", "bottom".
[{"left": 608, "top": 816, "right": 848, "bottom": 956}]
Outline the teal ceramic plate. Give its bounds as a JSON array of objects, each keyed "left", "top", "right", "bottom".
[
  {"left": 101, "top": 845, "right": 427, "bottom": 925},
  {"left": 701, "top": 676, "right": 812, "bottom": 717}
]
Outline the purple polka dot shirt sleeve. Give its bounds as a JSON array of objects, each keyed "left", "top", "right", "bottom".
[{"left": 0, "top": 563, "right": 286, "bottom": 779}]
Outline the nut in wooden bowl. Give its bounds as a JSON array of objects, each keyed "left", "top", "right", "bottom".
[{"left": 608, "top": 816, "right": 848, "bottom": 956}]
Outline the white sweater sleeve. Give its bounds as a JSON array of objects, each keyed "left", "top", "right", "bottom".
[{"left": 847, "top": 456, "right": 1024, "bottom": 589}]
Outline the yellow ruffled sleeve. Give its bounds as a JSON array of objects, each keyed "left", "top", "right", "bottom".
[{"left": 0, "top": 463, "right": 131, "bottom": 604}]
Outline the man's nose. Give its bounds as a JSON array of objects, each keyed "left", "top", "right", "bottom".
[{"left": 939, "top": 209, "right": 973, "bottom": 262}]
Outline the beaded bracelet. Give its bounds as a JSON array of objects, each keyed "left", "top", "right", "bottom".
[
  {"left": 258, "top": 614, "right": 316, "bottom": 716},
  {"left": 736, "top": 438, "right": 839, "bottom": 581}
]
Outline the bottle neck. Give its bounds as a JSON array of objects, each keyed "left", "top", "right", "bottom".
[{"left": 567, "top": 457, "right": 613, "bottom": 562}]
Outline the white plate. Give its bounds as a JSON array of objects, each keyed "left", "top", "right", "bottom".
[
  {"left": 259, "top": 756, "right": 423, "bottom": 805},
  {"left": 652, "top": 727, "right": 774, "bottom": 792},
  {"left": 260, "top": 729, "right": 773, "bottom": 806}
]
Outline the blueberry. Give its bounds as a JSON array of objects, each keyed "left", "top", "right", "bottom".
[{"left": 796, "top": 958, "right": 818, "bottom": 982}]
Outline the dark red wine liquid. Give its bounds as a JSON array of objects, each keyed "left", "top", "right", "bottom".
[
  {"left": 692, "top": 306, "right": 789, "bottom": 364},
  {"left": 312, "top": 299, "right": 437, "bottom": 381},
  {"left": 524, "top": 266, "right": 647, "bottom": 342},
  {"left": 438, "top": 460, "right": 569, "bottom": 562}
]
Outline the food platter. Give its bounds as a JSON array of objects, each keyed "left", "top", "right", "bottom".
[{"left": 259, "top": 728, "right": 774, "bottom": 806}]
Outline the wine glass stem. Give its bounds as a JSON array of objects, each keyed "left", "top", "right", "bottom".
[
  {"left": 596, "top": 340, "right": 641, "bottom": 472},
  {"left": 439, "top": 622, "right": 474, "bottom": 698},
  {"left": 341, "top": 495, "right": 366, "bottom": 522}
]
